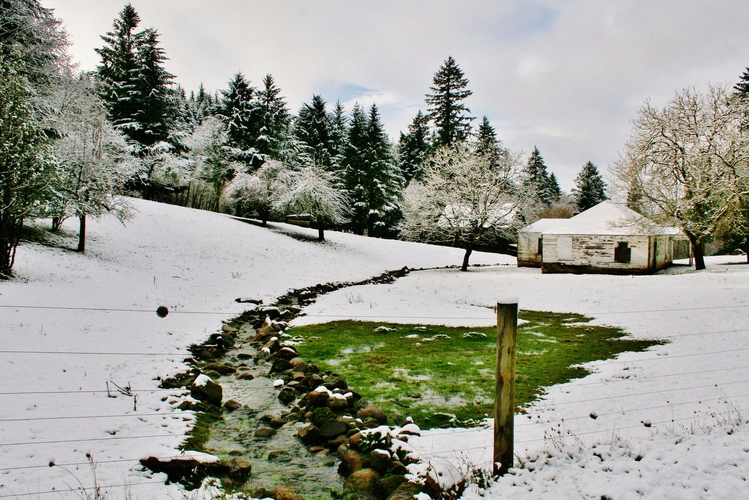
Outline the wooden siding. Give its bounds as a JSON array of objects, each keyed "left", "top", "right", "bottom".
[
  {"left": 542, "top": 234, "right": 655, "bottom": 273},
  {"left": 517, "top": 232, "right": 543, "bottom": 267}
]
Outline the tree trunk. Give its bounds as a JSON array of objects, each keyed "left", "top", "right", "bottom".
[
  {"left": 745, "top": 235, "right": 749, "bottom": 263},
  {"left": 461, "top": 247, "right": 473, "bottom": 272},
  {"left": 77, "top": 215, "right": 86, "bottom": 253},
  {"left": 317, "top": 216, "right": 325, "bottom": 241},
  {"left": 690, "top": 238, "right": 705, "bottom": 270},
  {"left": 52, "top": 217, "right": 61, "bottom": 231}
]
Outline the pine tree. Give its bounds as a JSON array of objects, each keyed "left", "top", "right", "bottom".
[
  {"left": 735, "top": 67, "right": 749, "bottom": 99},
  {"left": 425, "top": 56, "right": 474, "bottom": 147},
  {"left": 0, "top": 0, "right": 67, "bottom": 87},
  {"left": 342, "top": 104, "right": 403, "bottom": 237},
  {"left": 294, "top": 95, "right": 334, "bottom": 168},
  {"left": 219, "top": 72, "right": 261, "bottom": 166},
  {"left": 329, "top": 100, "right": 348, "bottom": 164},
  {"left": 572, "top": 161, "right": 607, "bottom": 212},
  {"left": 524, "top": 146, "right": 557, "bottom": 206},
  {"left": 398, "top": 110, "right": 431, "bottom": 183},
  {"left": 255, "top": 74, "right": 289, "bottom": 160},
  {"left": 547, "top": 172, "right": 562, "bottom": 201}
]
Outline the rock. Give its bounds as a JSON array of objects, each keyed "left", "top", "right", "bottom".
[
  {"left": 202, "top": 369, "right": 222, "bottom": 379},
  {"left": 189, "top": 375, "right": 222, "bottom": 406},
  {"left": 271, "top": 487, "right": 306, "bottom": 500},
  {"left": 357, "top": 406, "right": 388, "bottom": 425},
  {"left": 258, "top": 306, "right": 282, "bottom": 319},
  {"left": 298, "top": 424, "right": 322, "bottom": 445},
  {"left": 305, "top": 388, "right": 330, "bottom": 408},
  {"left": 348, "top": 432, "right": 363, "bottom": 450},
  {"left": 235, "top": 297, "right": 263, "bottom": 304},
  {"left": 221, "top": 324, "right": 239, "bottom": 334},
  {"left": 319, "top": 419, "right": 348, "bottom": 438},
  {"left": 223, "top": 399, "right": 242, "bottom": 412},
  {"left": 308, "top": 445, "right": 326, "bottom": 453},
  {"left": 237, "top": 353, "right": 253, "bottom": 360},
  {"left": 214, "top": 360, "right": 235, "bottom": 372},
  {"left": 390, "top": 461, "right": 408, "bottom": 475},
  {"left": 276, "top": 346, "right": 298, "bottom": 360},
  {"left": 326, "top": 434, "right": 348, "bottom": 450},
  {"left": 343, "top": 468, "right": 381, "bottom": 498},
  {"left": 386, "top": 481, "right": 422, "bottom": 500},
  {"left": 255, "top": 426, "right": 277, "bottom": 438},
  {"left": 323, "top": 375, "right": 348, "bottom": 390},
  {"left": 291, "top": 360, "right": 308, "bottom": 373},
  {"left": 141, "top": 451, "right": 227, "bottom": 490},
  {"left": 271, "top": 358, "right": 292, "bottom": 373},
  {"left": 378, "top": 475, "right": 407, "bottom": 498},
  {"left": 260, "top": 414, "right": 285, "bottom": 429},
  {"left": 226, "top": 457, "right": 252, "bottom": 482},
  {"left": 278, "top": 386, "right": 296, "bottom": 405},
  {"left": 267, "top": 450, "right": 292, "bottom": 462},
  {"left": 237, "top": 372, "right": 255, "bottom": 380},
  {"left": 368, "top": 448, "right": 392, "bottom": 474},
  {"left": 338, "top": 448, "right": 364, "bottom": 477}
]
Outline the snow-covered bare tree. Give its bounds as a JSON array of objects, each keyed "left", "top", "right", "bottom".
[
  {"left": 184, "top": 116, "right": 242, "bottom": 212},
  {"left": 612, "top": 84, "right": 749, "bottom": 270},
  {"left": 225, "top": 159, "right": 287, "bottom": 225},
  {"left": 273, "top": 163, "right": 349, "bottom": 241},
  {"left": 46, "top": 72, "right": 134, "bottom": 252},
  {"left": 400, "top": 142, "right": 529, "bottom": 271}
]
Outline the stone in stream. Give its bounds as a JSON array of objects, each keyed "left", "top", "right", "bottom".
[
  {"left": 271, "top": 487, "right": 306, "bottom": 500},
  {"left": 319, "top": 419, "right": 348, "bottom": 438},
  {"left": 298, "top": 424, "right": 322, "bottom": 445},
  {"left": 255, "top": 426, "right": 276, "bottom": 438},
  {"left": 343, "top": 468, "right": 381, "bottom": 498},
  {"left": 277, "top": 386, "right": 296, "bottom": 405},
  {"left": 223, "top": 399, "right": 242, "bottom": 412},
  {"left": 338, "top": 447, "right": 364, "bottom": 477},
  {"left": 189, "top": 375, "right": 222, "bottom": 406}
]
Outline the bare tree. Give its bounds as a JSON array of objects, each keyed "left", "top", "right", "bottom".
[
  {"left": 400, "top": 142, "right": 533, "bottom": 271},
  {"left": 225, "top": 159, "right": 287, "bottom": 225},
  {"left": 273, "top": 163, "right": 348, "bottom": 241},
  {"left": 46, "top": 72, "right": 134, "bottom": 252},
  {"left": 612, "top": 84, "right": 749, "bottom": 270}
]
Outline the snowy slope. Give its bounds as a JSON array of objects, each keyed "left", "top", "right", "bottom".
[
  {"left": 1, "top": 197, "right": 748, "bottom": 499},
  {"left": 0, "top": 197, "right": 500, "bottom": 499}
]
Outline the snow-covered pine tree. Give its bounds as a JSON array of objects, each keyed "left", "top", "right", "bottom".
[
  {"left": 293, "top": 95, "right": 334, "bottom": 169},
  {"left": 572, "top": 161, "right": 607, "bottom": 212},
  {"left": 219, "top": 72, "right": 262, "bottom": 167},
  {"left": 425, "top": 56, "right": 474, "bottom": 147},
  {"left": 523, "top": 146, "right": 558, "bottom": 206},
  {"left": 329, "top": 100, "right": 348, "bottom": 166},
  {"left": 255, "top": 74, "right": 290, "bottom": 160},
  {"left": 398, "top": 110, "right": 432, "bottom": 184}
]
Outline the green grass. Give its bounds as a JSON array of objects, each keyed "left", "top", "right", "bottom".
[{"left": 290, "top": 311, "right": 662, "bottom": 428}]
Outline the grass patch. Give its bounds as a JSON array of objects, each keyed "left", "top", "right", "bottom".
[
  {"left": 291, "top": 310, "right": 662, "bottom": 428},
  {"left": 180, "top": 411, "right": 222, "bottom": 452}
]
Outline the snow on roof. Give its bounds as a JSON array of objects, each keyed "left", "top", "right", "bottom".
[
  {"left": 536, "top": 201, "right": 682, "bottom": 236},
  {"left": 520, "top": 218, "right": 563, "bottom": 234}
]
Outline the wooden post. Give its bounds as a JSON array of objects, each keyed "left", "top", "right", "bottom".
[{"left": 494, "top": 301, "right": 518, "bottom": 476}]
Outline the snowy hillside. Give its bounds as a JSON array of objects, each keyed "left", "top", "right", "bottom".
[{"left": 1, "top": 198, "right": 748, "bottom": 499}]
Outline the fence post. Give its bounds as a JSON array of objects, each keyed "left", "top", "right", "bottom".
[{"left": 494, "top": 301, "right": 518, "bottom": 476}]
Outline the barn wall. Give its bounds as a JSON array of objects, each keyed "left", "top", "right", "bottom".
[
  {"left": 517, "top": 232, "right": 543, "bottom": 267},
  {"left": 542, "top": 234, "right": 654, "bottom": 273}
]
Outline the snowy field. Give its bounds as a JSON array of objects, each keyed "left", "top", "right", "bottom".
[{"left": 1, "top": 198, "right": 748, "bottom": 499}]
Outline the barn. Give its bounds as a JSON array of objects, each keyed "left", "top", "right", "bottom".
[{"left": 517, "top": 201, "right": 689, "bottom": 274}]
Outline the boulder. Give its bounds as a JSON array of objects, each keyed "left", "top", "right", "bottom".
[
  {"left": 338, "top": 448, "right": 364, "bottom": 477},
  {"left": 319, "top": 419, "right": 348, "bottom": 438},
  {"left": 271, "top": 487, "right": 306, "bottom": 500},
  {"left": 278, "top": 387, "right": 296, "bottom": 405},
  {"left": 223, "top": 399, "right": 242, "bottom": 412},
  {"left": 343, "top": 468, "right": 381, "bottom": 498},
  {"left": 255, "top": 426, "right": 277, "bottom": 438},
  {"left": 189, "top": 375, "right": 222, "bottom": 406},
  {"left": 378, "top": 475, "right": 407, "bottom": 498},
  {"left": 357, "top": 406, "right": 388, "bottom": 425},
  {"left": 298, "top": 424, "right": 322, "bottom": 446},
  {"left": 368, "top": 448, "right": 392, "bottom": 474},
  {"left": 386, "top": 481, "right": 422, "bottom": 500},
  {"left": 226, "top": 457, "right": 252, "bottom": 482}
]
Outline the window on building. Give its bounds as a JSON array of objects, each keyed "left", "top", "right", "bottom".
[{"left": 615, "top": 241, "right": 631, "bottom": 263}]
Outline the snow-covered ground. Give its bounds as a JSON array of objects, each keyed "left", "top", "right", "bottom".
[{"left": 1, "top": 198, "right": 747, "bottom": 498}]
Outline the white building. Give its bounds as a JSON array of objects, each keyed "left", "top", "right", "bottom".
[{"left": 517, "top": 201, "right": 689, "bottom": 274}]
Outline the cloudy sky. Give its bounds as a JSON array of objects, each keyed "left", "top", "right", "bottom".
[{"left": 44, "top": 0, "right": 749, "bottom": 191}]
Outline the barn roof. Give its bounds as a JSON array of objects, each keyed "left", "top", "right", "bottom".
[{"left": 529, "top": 201, "right": 682, "bottom": 236}]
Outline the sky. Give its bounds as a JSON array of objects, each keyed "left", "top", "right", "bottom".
[{"left": 43, "top": 0, "right": 749, "bottom": 191}]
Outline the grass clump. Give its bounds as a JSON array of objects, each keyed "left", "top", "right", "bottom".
[{"left": 291, "top": 310, "right": 662, "bottom": 428}]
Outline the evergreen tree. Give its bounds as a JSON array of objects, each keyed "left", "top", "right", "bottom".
[
  {"left": 735, "top": 67, "right": 749, "bottom": 99},
  {"left": 425, "top": 56, "right": 474, "bottom": 147},
  {"left": 294, "top": 95, "right": 334, "bottom": 168},
  {"left": 0, "top": 0, "right": 67, "bottom": 87},
  {"left": 398, "top": 110, "right": 431, "bottom": 183},
  {"left": 572, "top": 161, "right": 607, "bottom": 212},
  {"left": 342, "top": 104, "right": 403, "bottom": 237},
  {"left": 96, "top": 4, "right": 175, "bottom": 150},
  {"left": 547, "top": 172, "right": 562, "bottom": 201},
  {"left": 0, "top": 56, "right": 56, "bottom": 277},
  {"left": 219, "top": 72, "right": 261, "bottom": 166},
  {"left": 255, "top": 74, "right": 290, "bottom": 159},
  {"left": 329, "top": 100, "right": 348, "bottom": 164},
  {"left": 524, "top": 146, "right": 557, "bottom": 206},
  {"left": 476, "top": 116, "right": 509, "bottom": 172}
]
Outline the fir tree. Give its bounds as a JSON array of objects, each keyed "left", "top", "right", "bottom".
[
  {"left": 425, "top": 56, "right": 474, "bottom": 147},
  {"left": 398, "top": 110, "right": 431, "bottom": 183},
  {"left": 547, "top": 172, "right": 562, "bottom": 201},
  {"left": 524, "top": 146, "right": 557, "bottom": 206},
  {"left": 329, "top": 100, "right": 348, "bottom": 164},
  {"left": 255, "top": 74, "right": 290, "bottom": 159},
  {"left": 572, "top": 161, "right": 607, "bottom": 212},
  {"left": 735, "top": 67, "right": 749, "bottom": 99},
  {"left": 476, "top": 116, "right": 509, "bottom": 172},
  {"left": 294, "top": 95, "right": 334, "bottom": 168},
  {"left": 219, "top": 72, "right": 261, "bottom": 166}
]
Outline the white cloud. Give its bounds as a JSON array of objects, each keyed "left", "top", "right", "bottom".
[{"left": 43, "top": 0, "right": 749, "bottom": 191}]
